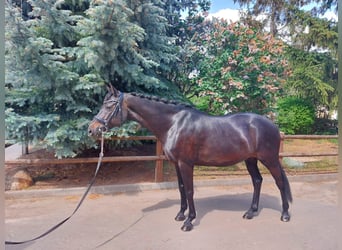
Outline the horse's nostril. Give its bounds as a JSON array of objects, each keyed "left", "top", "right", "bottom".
[{"left": 99, "top": 126, "right": 107, "bottom": 133}]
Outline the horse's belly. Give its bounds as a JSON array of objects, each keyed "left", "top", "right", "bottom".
[
  {"left": 193, "top": 143, "right": 254, "bottom": 166},
  {"left": 195, "top": 152, "right": 248, "bottom": 166}
]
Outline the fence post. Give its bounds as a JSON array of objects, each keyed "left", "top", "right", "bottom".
[
  {"left": 155, "top": 139, "right": 164, "bottom": 182},
  {"left": 22, "top": 126, "right": 29, "bottom": 155},
  {"left": 279, "top": 132, "right": 284, "bottom": 163}
]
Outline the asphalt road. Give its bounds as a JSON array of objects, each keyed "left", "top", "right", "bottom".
[{"left": 5, "top": 178, "right": 338, "bottom": 250}]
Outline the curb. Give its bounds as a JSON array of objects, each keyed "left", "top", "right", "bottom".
[{"left": 5, "top": 173, "right": 338, "bottom": 199}]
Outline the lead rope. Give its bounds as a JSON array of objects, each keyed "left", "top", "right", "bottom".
[{"left": 5, "top": 132, "right": 106, "bottom": 245}]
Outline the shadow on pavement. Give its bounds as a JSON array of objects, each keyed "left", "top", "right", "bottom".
[{"left": 142, "top": 192, "right": 281, "bottom": 227}]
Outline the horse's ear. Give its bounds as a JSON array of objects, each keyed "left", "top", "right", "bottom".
[{"left": 106, "top": 83, "right": 119, "bottom": 96}]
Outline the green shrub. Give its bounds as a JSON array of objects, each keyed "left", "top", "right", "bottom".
[
  {"left": 312, "top": 118, "right": 338, "bottom": 135},
  {"left": 276, "top": 97, "right": 315, "bottom": 134}
]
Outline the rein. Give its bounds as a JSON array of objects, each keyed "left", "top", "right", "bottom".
[{"left": 5, "top": 132, "right": 106, "bottom": 245}]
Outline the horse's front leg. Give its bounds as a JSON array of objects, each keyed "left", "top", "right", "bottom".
[
  {"left": 178, "top": 161, "right": 196, "bottom": 232},
  {"left": 243, "top": 158, "right": 262, "bottom": 219},
  {"left": 174, "top": 164, "right": 187, "bottom": 221}
]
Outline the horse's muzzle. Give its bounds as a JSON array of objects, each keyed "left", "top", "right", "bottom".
[{"left": 88, "top": 121, "right": 106, "bottom": 137}]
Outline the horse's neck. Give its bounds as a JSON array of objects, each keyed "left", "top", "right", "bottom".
[{"left": 126, "top": 94, "right": 181, "bottom": 140}]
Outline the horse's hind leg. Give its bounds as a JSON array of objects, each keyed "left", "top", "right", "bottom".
[
  {"left": 243, "top": 158, "right": 263, "bottom": 219},
  {"left": 261, "top": 158, "right": 292, "bottom": 222}
]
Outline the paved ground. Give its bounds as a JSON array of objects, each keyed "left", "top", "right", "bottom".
[
  {"left": 5, "top": 177, "right": 338, "bottom": 250},
  {"left": 5, "top": 143, "right": 23, "bottom": 161}
]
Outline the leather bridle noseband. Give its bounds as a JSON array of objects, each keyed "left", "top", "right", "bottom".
[{"left": 94, "top": 91, "right": 124, "bottom": 129}]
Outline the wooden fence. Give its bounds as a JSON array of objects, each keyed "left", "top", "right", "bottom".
[
  {"left": 279, "top": 134, "right": 338, "bottom": 158},
  {"left": 5, "top": 134, "right": 338, "bottom": 182}
]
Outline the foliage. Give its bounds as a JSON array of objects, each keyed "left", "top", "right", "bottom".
[
  {"left": 191, "top": 19, "right": 290, "bottom": 115},
  {"left": 5, "top": 0, "right": 199, "bottom": 158},
  {"left": 234, "top": 0, "right": 337, "bottom": 37},
  {"left": 5, "top": 1, "right": 99, "bottom": 158},
  {"left": 283, "top": 7, "right": 337, "bottom": 116},
  {"left": 163, "top": 0, "right": 210, "bottom": 45},
  {"left": 75, "top": 0, "right": 179, "bottom": 94},
  {"left": 233, "top": 0, "right": 337, "bottom": 123},
  {"left": 276, "top": 96, "right": 315, "bottom": 135},
  {"left": 162, "top": 0, "right": 211, "bottom": 97},
  {"left": 235, "top": 0, "right": 308, "bottom": 36},
  {"left": 285, "top": 46, "right": 337, "bottom": 111},
  {"left": 312, "top": 118, "right": 338, "bottom": 135},
  {"left": 5, "top": 0, "right": 338, "bottom": 157},
  {"left": 286, "top": 6, "right": 338, "bottom": 52}
]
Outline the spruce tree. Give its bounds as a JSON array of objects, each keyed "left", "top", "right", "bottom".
[
  {"left": 5, "top": 0, "right": 195, "bottom": 157},
  {"left": 6, "top": 0, "right": 99, "bottom": 157}
]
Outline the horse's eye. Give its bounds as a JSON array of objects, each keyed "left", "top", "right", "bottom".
[{"left": 105, "top": 102, "right": 114, "bottom": 108}]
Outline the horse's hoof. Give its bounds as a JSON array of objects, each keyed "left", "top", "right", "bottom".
[
  {"left": 281, "top": 212, "right": 290, "bottom": 222},
  {"left": 175, "top": 212, "right": 186, "bottom": 221},
  {"left": 181, "top": 222, "right": 193, "bottom": 232},
  {"left": 243, "top": 210, "right": 255, "bottom": 220}
]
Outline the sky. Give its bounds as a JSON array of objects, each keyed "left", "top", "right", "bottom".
[
  {"left": 208, "top": 0, "right": 241, "bottom": 22},
  {"left": 209, "top": 0, "right": 240, "bottom": 13}
]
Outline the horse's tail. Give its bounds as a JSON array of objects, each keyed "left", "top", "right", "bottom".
[{"left": 281, "top": 168, "right": 293, "bottom": 203}]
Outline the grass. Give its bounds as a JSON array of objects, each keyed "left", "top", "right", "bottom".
[
  {"left": 189, "top": 138, "right": 338, "bottom": 179},
  {"left": 191, "top": 158, "right": 337, "bottom": 180},
  {"left": 283, "top": 157, "right": 338, "bottom": 175}
]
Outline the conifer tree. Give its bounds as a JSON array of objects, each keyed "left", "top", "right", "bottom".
[
  {"left": 5, "top": 0, "right": 201, "bottom": 157},
  {"left": 6, "top": 0, "right": 99, "bottom": 157}
]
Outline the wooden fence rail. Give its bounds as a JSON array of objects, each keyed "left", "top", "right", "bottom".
[
  {"left": 5, "top": 136, "right": 167, "bottom": 182},
  {"left": 5, "top": 134, "right": 338, "bottom": 182},
  {"left": 279, "top": 134, "right": 338, "bottom": 158}
]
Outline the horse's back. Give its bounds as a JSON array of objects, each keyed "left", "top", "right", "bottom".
[{"left": 225, "top": 113, "right": 279, "bottom": 137}]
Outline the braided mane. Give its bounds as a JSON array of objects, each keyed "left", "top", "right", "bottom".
[{"left": 130, "top": 92, "right": 193, "bottom": 108}]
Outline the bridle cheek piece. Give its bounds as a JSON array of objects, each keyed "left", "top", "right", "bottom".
[{"left": 94, "top": 92, "right": 124, "bottom": 130}]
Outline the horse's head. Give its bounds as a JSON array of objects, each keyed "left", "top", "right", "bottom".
[{"left": 88, "top": 85, "right": 126, "bottom": 137}]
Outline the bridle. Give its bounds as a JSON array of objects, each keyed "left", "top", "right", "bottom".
[{"left": 94, "top": 91, "right": 124, "bottom": 129}]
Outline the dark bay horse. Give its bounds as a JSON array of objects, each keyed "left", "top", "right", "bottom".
[{"left": 88, "top": 86, "right": 292, "bottom": 231}]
